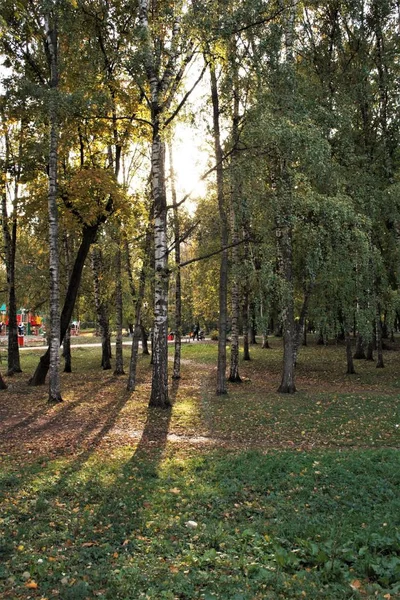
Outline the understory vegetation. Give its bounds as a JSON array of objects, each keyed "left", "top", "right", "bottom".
[{"left": 1, "top": 339, "right": 399, "bottom": 599}]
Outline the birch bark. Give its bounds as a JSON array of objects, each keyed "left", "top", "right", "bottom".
[{"left": 45, "top": 12, "right": 62, "bottom": 403}]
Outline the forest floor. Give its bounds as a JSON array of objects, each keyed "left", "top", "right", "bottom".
[{"left": 0, "top": 337, "right": 399, "bottom": 599}]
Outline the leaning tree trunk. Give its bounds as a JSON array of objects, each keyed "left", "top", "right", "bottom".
[
  {"left": 46, "top": 14, "right": 62, "bottom": 403},
  {"left": 114, "top": 238, "right": 125, "bottom": 375},
  {"left": 92, "top": 247, "right": 112, "bottom": 370},
  {"left": 210, "top": 63, "right": 229, "bottom": 395},
  {"left": 29, "top": 221, "right": 107, "bottom": 385}
]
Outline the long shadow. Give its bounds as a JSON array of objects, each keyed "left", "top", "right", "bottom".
[
  {"left": 0, "top": 375, "right": 112, "bottom": 440},
  {"left": 0, "top": 381, "right": 182, "bottom": 597},
  {"left": 128, "top": 379, "right": 178, "bottom": 468},
  {"left": 0, "top": 384, "right": 132, "bottom": 497}
]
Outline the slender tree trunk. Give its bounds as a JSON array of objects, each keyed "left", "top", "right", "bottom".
[
  {"left": 5, "top": 219, "right": 20, "bottom": 375},
  {"left": 46, "top": 14, "right": 62, "bottom": 403},
  {"left": 210, "top": 63, "right": 229, "bottom": 395},
  {"left": 92, "top": 247, "right": 112, "bottom": 370},
  {"left": 277, "top": 225, "right": 296, "bottom": 393},
  {"left": 346, "top": 331, "right": 356, "bottom": 374},
  {"left": 242, "top": 292, "right": 251, "bottom": 362},
  {"left": 62, "top": 233, "right": 72, "bottom": 373},
  {"left": 228, "top": 50, "right": 241, "bottom": 383},
  {"left": 376, "top": 305, "right": 384, "bottom": 368},
  {"left": 114, "top": 238, "right": 125, "bottom": 375},
  {"left": 141, "top": 325, "right": 150, "bottom": 355},
  {"left": 169, "top": 144, "right": 182, "bottom": 380},
  {"left": 249, "top": 302, "right": 257, "bottom": 344},
  {"left": 127, "top": 224, "right": 151, "bottom": 391},
  {"left": 1, "top": 129, "right": 21, "bottom": 375}
]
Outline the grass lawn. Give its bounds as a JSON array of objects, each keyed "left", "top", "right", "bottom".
[{"left": 0, "top": 337, "right": 399, "bottom": 599}]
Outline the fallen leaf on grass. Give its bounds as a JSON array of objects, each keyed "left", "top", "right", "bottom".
[
  {"left": 349, "top": 580, "right": 361, "bottom": 590},
  {"left": 25, "top": 580, "right": 38, "bottom": 589},
  {"left": 169, "top": 488, "right": 180, "bottom": 494},
  {"left": 81, "top": 541, "right": 98, "bottom": 547}
]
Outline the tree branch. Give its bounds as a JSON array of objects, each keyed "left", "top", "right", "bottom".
[{"left": 180, "top": 236, "right": 253, "bottom": 268}]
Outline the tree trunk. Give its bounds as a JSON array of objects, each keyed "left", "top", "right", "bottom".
[
  {"left": 353, "top": 334, "right": 366, "bottom": 359},
  {"left": 127, "top": 224, "right": 150, "bottom": 391},
  {"left": 365, "top": 338, "right": 374, "bottom": 361},
  {"left": 303, "top": 322, "right": 307, "bottom": 346},
  {"left": 149, "top": 130, "right": 170, "bottom": 408},
  {"left": 1, "top": 130, "right": 21, "bottom": 375},
  {"left": 376, "top": 306, "right": 384, "bottom": 368},
  {"left": 228, "top": 72, "right": 241, "bottom": 383},
  {"left": 62, "top": 328, "right": 72, "bottom": 373},
  {"left": 242, "top": 292, "right": 251, "bottom": 362},
  {"left": 276, "top": 223, "right": 296, "bottom": 393},
  {"left": 114, "top": 239, "right": 125, "bottom": 375},
  {"left": 46, "top": 14, "right": 62, "bottom": 403},
  {"left": 92, "top": 246, "right": 112, "bottom": 370},
  {"left": 141, "top": 325, "right": 150, "bottom": 355},
  {"left": 29, "top": 222, "right": 103, "bottom": 385},
  {"left": 210, "top": 63, "right": 229, "bottom": 395},
  {"left": 62, "top": 233, "right": 72, "bottom": 373},
  {"left": 346, "top": 331, "right": 356, "bottom": 374},
  {"left": 262, "top": 334, "right": 270, "bottom": 349},
  {"left": 169, "top": 143, "right": 182, "bottom": 380},
  {"left": 249, "top": 301, "right": 257, "bottom": 344},
  {"left": 279, "top": 321, "right": 297, "bottom": 393}
]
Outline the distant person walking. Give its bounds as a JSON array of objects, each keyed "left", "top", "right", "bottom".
[{"left": 192, "top": 323, "right": 200, "bottom": 341}]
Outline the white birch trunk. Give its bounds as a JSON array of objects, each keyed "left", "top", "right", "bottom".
[
  {"left": 149, "top": 134, "right": 170, "bottom": 407},
  {"left": 46, "top": 13, "right": 62, "bottom": 403}
]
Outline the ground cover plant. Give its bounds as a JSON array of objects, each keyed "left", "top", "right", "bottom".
[{"left": 0, "top": 338, "right": 399, "bottom": 599}]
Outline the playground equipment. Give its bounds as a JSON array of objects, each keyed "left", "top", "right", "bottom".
[{"left": 0, "top": 305, "right": 46, "bottom": 339}]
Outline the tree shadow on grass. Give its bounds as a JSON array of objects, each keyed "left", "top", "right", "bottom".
[
  {"left": 127, "top": 378, "right": 178, "bottom": 468},
  {"left": 0, "top": 383, "right": 132, "bottom": 499}
]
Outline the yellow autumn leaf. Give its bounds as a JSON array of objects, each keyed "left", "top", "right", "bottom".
[{"left": 25, "top": 580, "right": 38, "bottom": 589}]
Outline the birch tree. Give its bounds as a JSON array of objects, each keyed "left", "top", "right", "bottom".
[{"left": 135, "top": 0, "right": 199, "bottom": 407}]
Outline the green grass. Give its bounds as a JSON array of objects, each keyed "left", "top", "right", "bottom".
[
  {"left": 0, "top": 339, "right": 400, "bottom": 599},
  {"left": 1, "top": 449, "right": 399, "bottom": 599}
]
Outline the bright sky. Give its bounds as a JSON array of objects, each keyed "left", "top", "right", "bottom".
[{"left": 171, "top": 123, "right": 209, "bottom": 210}]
